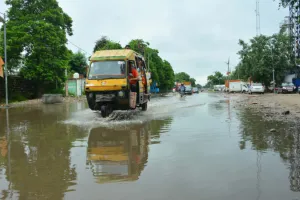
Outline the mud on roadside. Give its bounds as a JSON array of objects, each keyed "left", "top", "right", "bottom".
[{"left": 229, "top": 93, "right": 300, "bottom": 122}]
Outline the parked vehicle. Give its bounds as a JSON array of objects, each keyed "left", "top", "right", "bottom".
[
  {"left": 225, "top": 80, "right": 239, "bottom": 92},
  {"left": 276, "top": 82, "right": 296, "bottom": 93},
  {"left": 192, "top": 87, "right": 199, "bottom": 93},
  {"left": 228, "top": 81, "right": 249, "bottom": 93},
  {"left": 249, "top": 83, "right": 264, "bottom": 94}
]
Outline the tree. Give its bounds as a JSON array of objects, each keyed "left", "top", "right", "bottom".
[
  {"left": 196, "top": 84, "right": 202, "bottom": 88},
  {"left": 175, "top": 72, "right": 190, "bottom": 82},
  {"left": 160, "top": 60, "right": 175, "bottom": 90},
  {"left": 93, "top": 36, "right": 122, "bottom": 52},
  {"left": 128, "top": 39, "right": 149, "bottom": 55},
  {"left": 4, "top": 0, "right": 73, "bottom": 95},
  {"left": 69, "top": 51, "right": 87, "bottom": 75},
  {"left": 233, "top": 33, "right": 292, "bottom": 87},
  {"left": 207, "top": 71, "right": 225, "bottom": 85},
  {"left": 189, "top": 78, "right": 196, "bottom": 87},
  {"left": 128, "top": 39, "right": 175, "bottom": 91}
]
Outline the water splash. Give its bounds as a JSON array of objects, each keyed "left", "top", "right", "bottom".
[{"left": 62, "top": 94, "right": 207, "bottom": 129}]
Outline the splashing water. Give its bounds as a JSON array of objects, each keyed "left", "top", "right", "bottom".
[{"left": 63, "top": 94, "right": 208, "bottom": 129}]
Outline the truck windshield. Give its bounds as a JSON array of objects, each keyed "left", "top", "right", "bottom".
[{"left": 88, "top": 61, "right": 126, "bottom": 79}]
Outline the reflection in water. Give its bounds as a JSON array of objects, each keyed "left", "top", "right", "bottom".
[
  {"left": 86, "top": 117, "right": 173, "bottom": 184},
  {"left": 0, "top": 106, "right": 87, "bottom": 199},
  {"left": 87, "top": 125, "right": 149, "bottom": 183},
  {"left": 238, "top": 108, "right": 300, "bottom": 192}
]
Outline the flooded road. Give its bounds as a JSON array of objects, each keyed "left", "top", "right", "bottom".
[{"left": 0, "top": 93, "right": 300, "bottom": 200}]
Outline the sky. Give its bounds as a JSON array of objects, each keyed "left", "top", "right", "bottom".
[{"left": 0, "top": 0, "right": 288, "bottom": 85}]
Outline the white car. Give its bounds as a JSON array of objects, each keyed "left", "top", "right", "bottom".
[{"left": 249, "top": 83, "right": 265, "bottom": 94}]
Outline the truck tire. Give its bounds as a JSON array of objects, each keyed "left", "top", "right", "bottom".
[{"left": 142, "top": 102, "right": 148, "bottom": 111}]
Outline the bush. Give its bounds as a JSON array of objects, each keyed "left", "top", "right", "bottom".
[{"left": 10, "top": 92, "right": 28, "bottom": 102}]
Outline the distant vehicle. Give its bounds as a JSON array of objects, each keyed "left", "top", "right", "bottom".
[
  {"left": 185, "top": 85, "right": 193, "bottom": 95},
  {"left": 249, "top": 83, "right": 265, "bottom": 94},
  {"left": 192, "top": 87, "right": 199, "bottom": 93},
  {"left": 276, "top": 82, "right": 296, "bottom": 93},
  {"left": 183, "top": 81, "right": 192, "bottom": 95}
]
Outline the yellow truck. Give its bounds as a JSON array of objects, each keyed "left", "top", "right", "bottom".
[{"left": 85, "top": 49, "right": 151, "bottom": 117}]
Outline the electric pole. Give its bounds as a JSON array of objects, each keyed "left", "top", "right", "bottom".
[
  {"left": 256, "top": 0, "right": 261, "bottom": 36},
  {"left": 225, "top": 57, "right": 230, "bottom": 78}
]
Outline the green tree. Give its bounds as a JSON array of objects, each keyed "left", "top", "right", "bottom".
[
  {"left": 233, "top": 33, "right": 292, "bottom": 86},
  {"left": 189, "top": 78, "right": 196, "bottom": 87},
  {"left": 196, "top": 84, "right": 202, "bottom": 88},
  {"left": 175, "top": 72, "right": 190, "bottom": 82},
  {"left": 207, "top": 71, "right": 225, "bottom": 85},
  {"left": 4, "top": 0, "right": 73, "bottom": 95},
  {"left": 69, "top": 51, "right": 87, "bottom": 75},
  {"left": 128, "top": 39, "right": 175, "bottom": 91},
  {"left": 160, "top": 60, "right": 175, "bottom": 90},
  {"left": 127, "top": 39, "right": 149, "bottom": 55},
  {"left": 93, "top": 36, "right": 122, "bottom": 52}
]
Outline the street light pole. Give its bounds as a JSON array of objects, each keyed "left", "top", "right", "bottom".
[
  {"left": 0, "top": 13, "right": 8, "bottom": 107},
  {"left": 273, "top": 68, "right": 275, "bottom": 94}
]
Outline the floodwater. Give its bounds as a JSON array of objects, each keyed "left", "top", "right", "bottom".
[{"left": 0, "top": 93, "right": 300, "bottom": 200}]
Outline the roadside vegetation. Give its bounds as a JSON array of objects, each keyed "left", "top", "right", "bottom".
[
  {"left": 0, "top": 0, "right": 193, "bottom": 103},
  {"left": 174, "top": 72, "right": 197, "bottom": 87},
  {"left": 206, "top": 28, "right": 293, "bottom": 88},
  {"left": 205, "top": 0, "right": 299, "bottom": 88}
]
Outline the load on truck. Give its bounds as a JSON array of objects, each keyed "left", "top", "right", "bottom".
[
  {"left": 183, "top": 81, "right": 193, "bottom": 95},
  {"left": 226, "top": 80, "right": 249, "bottom": 93}
]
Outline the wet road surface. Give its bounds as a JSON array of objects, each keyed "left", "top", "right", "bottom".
[{"left": 0, "top": 93, "right": 300, "bottom": 200}]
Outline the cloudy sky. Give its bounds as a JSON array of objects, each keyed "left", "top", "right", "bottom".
[{"left": 0, "top": 0, "right": 288, "bottom": 84}]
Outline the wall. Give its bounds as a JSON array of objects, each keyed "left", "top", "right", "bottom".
[{"left": 67, "top": 79, "right": 85, "bottom": 96}]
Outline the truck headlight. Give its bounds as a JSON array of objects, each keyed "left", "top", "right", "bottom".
[{"left": 118, "top": 91, "right": 124, "bottom": 97}]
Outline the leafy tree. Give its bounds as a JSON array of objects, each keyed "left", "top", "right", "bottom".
[
  {"left": 128, "top": 39, "right": 175, "bottom": 90},
  {"left": 189, "top": 78, "right": 196, "bottom": 87},
  {"left": 161, "top": 60, "right": 175, "bottom": 90},
  {"left": 128, "top": 39, "right": 149, "bottom": 55},
  {"left": 196, "top": 84, "right": 202, "bottom": 88},
  {"left": 69, "top": 51, "right": 87, "bottom": 75},
  {"left": 207, "top": 71, "right": 225, "bottom": 85},
  {"left": 4, "top": 0, "right": 73, "bottom": 95},
  {"left": 175, "top": 72, "right": 190, "bottom": 82},
  {"left": 232, "top": 33, "right": 292, "bottom": 86},
  {"left": 93, "top": 36, "right": 122, "bottom": 52}
]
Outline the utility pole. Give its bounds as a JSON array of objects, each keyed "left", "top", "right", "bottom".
[
  {"left": 225, "top": 57, "right": 230, "bottom": 78},
  {"left": 225, "top": 57, "right": 230, "bottom": 92},
  {"left": 65, "top": 68, "right": 68, "bottom": 97},
  {"left": 255, "top": 0, "right": 261, "bottom": 36},
  {"left": 273, "top": 69, "right": 275, "bottom": 94},
  {"left": 0, "top": 13, "right": 8, "bottom": 107},
  {"left": 270, "top": 41, "right": 275, "bottom": 94}
]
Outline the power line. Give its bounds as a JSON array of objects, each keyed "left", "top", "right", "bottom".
[{"left": 67, "top": 39, "right": 91, "bottom": 56}]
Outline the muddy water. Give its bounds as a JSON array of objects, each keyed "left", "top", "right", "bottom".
[{"left": 0, "top": 93, "right": 299, "bottom": 200}]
